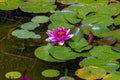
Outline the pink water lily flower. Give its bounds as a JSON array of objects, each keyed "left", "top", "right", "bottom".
[{"left": 46, "top": 27, "right": 74, "bottom": 45}]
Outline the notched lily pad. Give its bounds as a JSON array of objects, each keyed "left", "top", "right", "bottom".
[
  {"left": 12, "top": 29, "right": 36, "bottom": 39},
  {"left": 41, "top": 69, "right": 60, "bottom": 77},
  {"left": 35, "top": 43, "right": 62, "bottom": 62}
]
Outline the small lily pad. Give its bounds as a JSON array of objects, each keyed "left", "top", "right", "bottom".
[
  {"left": 31, "top": 16, "right": 49, "bottom": 23},
  {"left": 5, "top": 71, "right": 21, "bottom": 79},
  {"left": 12, "top": 29, "right": 36, "bottom": 39},
  {"left": 59, "top": 76, "right": 75, "bottom": 80},
  {"left": 21, "top": 22, "right": 40, "bottom": 30},
  {"left": 41, "top": 69, "right": 60, "bottom": 77}
]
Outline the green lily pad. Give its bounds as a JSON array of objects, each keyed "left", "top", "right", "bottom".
[
  {"left": 103, "top": 73, "right": 120, "bottom": 80},
  {"left": 12, "top": 30, "right": 36, "bottom": 39},
  {"left": 35, "top": 43, "right": 62, "bottom": 62},
  {"left": 19, "top": 2, "right": 56, "bottom": 13},
  {"left": 82, "top": 15, "right": 114, "bottom": 27},
  {"left": 59, "top": 76, "right": 75, "bottom": 80},
  {"left": 114, "top": 15, "right": 120, "bottom": 25},
  {"left": 75, "top": 66, "right": 106, "bottom": 80},
  {"left": 67, "top": 38, "right": 92, "bottom": 52},
  {"left": 31, "top": 16, "right": 49, "bottom": 23},
  {"left": 21, "top": 22, "right": 40, "bottom": 30},
  {"left": 79, "top": 57, "right": 119, "bottom": 71},
  {"left": 49, "top": 46, "right": 82, "bottom": 60},
  {"left": 5, "top": 71, "right": 21, "bottom": 79},
  {"left": 48, "top": 22, "right": 74, "bottom": 30},
  {"left": 90, "top": 45, "right": 120, "bottom": 61},
  {"left": 41, "top": 69, "right": 60, "bottom": 77},
  {"left": 0, "top": 0, "right": 22, "bottom": 10}
]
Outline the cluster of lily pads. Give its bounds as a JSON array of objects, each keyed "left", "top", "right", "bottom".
[{"left": 1, "top": 0, "right": 119, "bottom": 80}]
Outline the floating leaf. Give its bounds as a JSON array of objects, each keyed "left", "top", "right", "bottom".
[
  {"left": 79, "top": 57, "right": 119, "bottom": 71},
  {"left": 48, "top": 22, "right": 74, "bottom": 30},
  {"left": 90, "top": 45, "right": 120, "bottom": 61},
  {"left": 0, "top": 0, "right": 22, "bottom": 10},
  {"left": 41, "top": 69, "right": 60, "bottom": 77},
  {"left": 59, "top": 76, "right": 75, "bottom": 80},
  {"left": 31, "top": 16, "right": 49, "bottom": 23},
  {"left": 21, "top": 22, "right": 40, "bottom": 30},
  {"left": 50, "top": 11, "right": 80, "bottom": 24},
  {"left": 19, "top": 2, "right": 56, "bottom": 13},
  {"left": 12, "top": 30, "right": 36, "bottom": 39},
  {"left": 67, "top": 38, "right": 92, "bottom": 52},
  {"left": 35, "top": 43, "right": 62, "bottom": 62},
  {"left": 49, "top": 46, "right": 82, "bottom": 60},
  {"left": 82, "top": 15, "right": 114, "bottom": 27},
  {"left": 114, "top": 15, "right": 120, "bottom": 25},
  {"left": 5, "top": 71, "right": 21, "bottom": 79},
  {"left": 75, "top": 66, "right": 106, "bottom": 80},
  {"left": 103, "top": 73, "right": 120, "bottom": 80}
]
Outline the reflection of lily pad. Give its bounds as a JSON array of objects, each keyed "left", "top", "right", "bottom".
[
  {"left": 5, "top": 71, "right": 21, "bottom": 79},
  {"left": 41, "top": 69, "right": 60, "bottom": 77},
  {"left": 75, "top": 66, "right": 106, "bottom": 80}
]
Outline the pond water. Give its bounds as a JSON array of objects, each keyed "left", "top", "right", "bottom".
[{"left": 0, "top": 20, "right": 81, "bottom": 80}]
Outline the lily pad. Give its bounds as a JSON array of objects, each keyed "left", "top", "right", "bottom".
[
  {"left": 103, "top": 73, "right": 120, "bottom": 80},
  {"left": 12, "top": 30, "right": 36, "bottom": 39},
  {"left": 41, "top": 69, "right": 60, "bottom": 77},
  {"left": 82, "top": 15, "right": 114, "bottom": 27},
  {"left": 31, "top": 16, "right": 49, "bottom": 23},
  {"left": 19, "top": 2, "right": 56, "bottom": 13},
  {"left": 49, "top": 46, "right": 82, "bottom": 60},
  {"left": 21, "top": 22, "right": 40, "bottom": 30},
  {"left": 79, "top": 57, "right": 119, "bottom": 71},
  {"left": 59, "top": 76, "right": 75, "bottom": 80},
  {"left": 35, "top": 43, "right": 62, "bottom": 62},
  {"left": 48, "top": 22, "right": 74, "bottom": 30},
  {"left": 0, "top": 0, "right": 22, "bottom": 10},
  {"left": 75, "top": 66, "right": 106, "bottom": 80},
  {"left": 5, "top": 71, "right": 21, "bottom": 79}
]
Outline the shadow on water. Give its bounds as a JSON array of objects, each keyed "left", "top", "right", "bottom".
[{"left": 0, "top": 20, "right": 82, "bottom": 80}]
